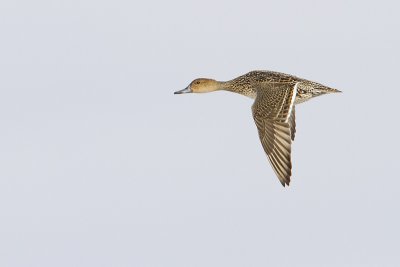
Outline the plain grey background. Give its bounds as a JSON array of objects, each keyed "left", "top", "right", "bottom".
[{"left": 0, "top": 0, "right": 399, "bottom": 266}]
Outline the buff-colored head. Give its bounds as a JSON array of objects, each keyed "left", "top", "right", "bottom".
[{"left": 174, "top": 78, "right": 221, "bottom": 94}]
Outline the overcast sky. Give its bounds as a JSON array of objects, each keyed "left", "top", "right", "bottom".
[{"left": 0, "top": 0, "right": 399, "bottom": 266}]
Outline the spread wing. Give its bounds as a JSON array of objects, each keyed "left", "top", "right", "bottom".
[{"left": 252, "top": 82, "right": 298, "bottom": 186}]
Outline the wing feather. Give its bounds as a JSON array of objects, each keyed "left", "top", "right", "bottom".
[
  {"left": 252, "top": 83, "right": 298, "bottom": 186},
  {"left": 289, "top": 107, "right": 296, "bottom": 141}
]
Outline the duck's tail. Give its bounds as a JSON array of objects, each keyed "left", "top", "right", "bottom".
[
  {"left": 312, "top": 83, "right": 342, "bottom": 96},
  {"left": 323, "top": 86, "right": 342, "bottom": 93}
]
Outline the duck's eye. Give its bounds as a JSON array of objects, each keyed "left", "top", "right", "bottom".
[{"left": 195, "top": 81, "right": 201, "bottom": 84}]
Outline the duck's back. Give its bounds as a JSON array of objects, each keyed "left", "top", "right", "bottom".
[
  {"left": 227, "top": 71, "right": 339, "bottom": 103},
  {"left": 233, "top": 70, "right": 301, "bottom": 84},
  {"left": 225, "top": 71, "right": 300, "bottom": 98}
]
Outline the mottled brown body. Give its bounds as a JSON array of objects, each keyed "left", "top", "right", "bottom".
[{"left": 222, "top": 70, "right": 340, "bottom": 103}]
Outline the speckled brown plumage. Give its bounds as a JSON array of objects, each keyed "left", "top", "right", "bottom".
[
  {"left": 223, "top": 70, "right": 340, "bottom": 103},
  {"left": 175, "top": 70, "right": 341, "bottom": 187}
]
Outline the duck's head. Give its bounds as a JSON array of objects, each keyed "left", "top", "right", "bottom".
[{"left": 174, "top": 78, "right": 221, "bottom": 94}]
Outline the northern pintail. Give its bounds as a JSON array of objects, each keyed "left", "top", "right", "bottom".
[{"left": 175, "top": 70, "right": 341, "bottom": 186}]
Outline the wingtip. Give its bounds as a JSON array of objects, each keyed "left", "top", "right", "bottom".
[{"left": 280, "top": 179, "right": 291, "bottom": 187}]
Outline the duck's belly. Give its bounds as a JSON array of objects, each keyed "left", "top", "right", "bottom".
[
  {"left": 295, "top": 93, "right": 312, "bottom": 104},
  {"left": 294, "top": 83, "right": 316, "bottom": 104}
]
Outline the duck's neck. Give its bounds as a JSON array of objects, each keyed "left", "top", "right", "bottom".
[
  {"left": 217, "top": 80, "right": 256, "bottom": 99},
  {"left": 217, "top": 81, "right": 233, "bottom": 91}
]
